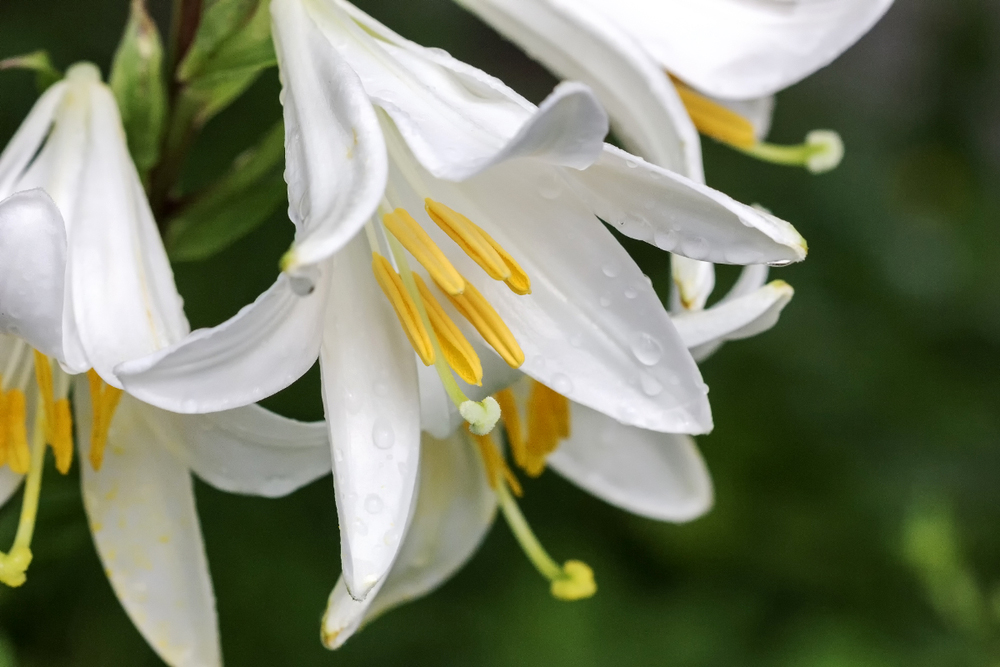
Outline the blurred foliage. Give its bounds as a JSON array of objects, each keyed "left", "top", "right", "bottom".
[{"left": 0, "top": 0, "right": 999, "bottom": 665}]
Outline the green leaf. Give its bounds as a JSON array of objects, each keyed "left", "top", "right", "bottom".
[
  {"left": 177, "top": 0, "right": 275, "bottom": 127},
  {"left": 165, "top": 122, "right": 286, "bottom": 262},
  {"left": 109, "top": 0, "right": 167, "bottom": 178},
  {"left": 0, "top": 50, "right": 62, "bottom": 92}
]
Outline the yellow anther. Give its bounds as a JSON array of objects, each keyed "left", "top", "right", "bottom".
[
  {"left": 493, "top": 389, "right": 526, "bottom": 469},
  {"left": 446, "top": 281, "right": 524, "bottom": 369},
  {"left": 425, "top": 200, "right": 531, "bottom": 295},
  {"left": 87, "top": 370, "right": 124, "bottom": 472},
  {"left": 6, "top": 391, "right": 29, "bottom": 475},
  {"left": 0, "top": 390, "right": 8, "bottom": 469},
  {"left": 382, "top": 209, "right": 466, "bottom": 296},
  {"left": 52, "top": 399, "right": 73, "bottom": 475},
  {"left": 371, "top": 253, "right": 435, "bottom": 366},
  {"left": 521, "top": 380, "right": 570, "bottom": 477},
  {"left": 551, "top": 560, "right": 597, "bottom": 601},
  {"left": 472, "top": 431, "right": 522, "bottom": 497},
  {"left": 32, "top": 351, "right": 57, "bottom": 445},
  {"left": 672, "top": 78, "right": 757, "bottom": 149},
  {"left": 412, "top": 274, "right": 483, "bottom": 386}
]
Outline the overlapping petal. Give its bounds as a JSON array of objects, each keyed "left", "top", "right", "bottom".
[{"left": 0, "top": 82, "right": 68, "bottom": 198}]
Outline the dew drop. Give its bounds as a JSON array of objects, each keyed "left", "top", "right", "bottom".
[
  {"left": 624, "top": 287, "right": 638, "bottom": 299},
  {"left": 364, "top": 494, "right": 384, "bottom": 514},
  {"left": 353, "top": 519, "right": 369, "bottom": 536},
  {"left": 599, "top": 293, "right": 612, "bottom": 308},
  {"left": 639, "top": 373, "right": 663, "bottom": 397},
  {"left": 372, "top": 419, "right": 395, "bottom": 449},
  {"left": 684, "top": 236, "right": 710, "bottom": 260},
  {"left": 768, "top": 259, "right": 794, "bottom": 267},
  {"left": 653, "top": 229, "right": 678, "bottom": 250},
  {"left": 333, "top": 448, "right": 344, "bottom": 463},
  {"left": 602, "top": 263, "right": 620, "bottom": 278},
  {"left": 552, "top": 374, "right": 574, "bottom": 394},
  {"left": 630, "top": 333, "right": 663, "bottom": 366},
  {"left": 345, "top": 389, "right": 363, "bottom": 415},
  {"left": 625, "top": 159, "right": 638, "bottom": 169}
]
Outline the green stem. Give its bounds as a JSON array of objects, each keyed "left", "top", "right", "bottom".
[
  {"left": 496, "top": 480, "right": 564, "bottom": 582},
  {"left": 737, "top": 141, "right": 818, "bottom": 166}
]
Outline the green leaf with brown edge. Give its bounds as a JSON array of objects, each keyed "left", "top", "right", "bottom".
[
  {"left": 165, "top": 122, "right": 286, "bottom": 262},
  {"left": 0, "top": 50, "right": 62, "bottom": 92},
  {"left": 109, "top": 0, "right": 167, "bottom": 179}
]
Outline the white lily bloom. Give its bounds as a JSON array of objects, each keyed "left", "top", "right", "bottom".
[
  {"left": 321, "top": 268, "right": 794, "bottom": 647},
  {"left": 117, "top": 0, "right": 806, "bottom": 602},
  {"left": 0, "top": 65, "right": 330, "bottom": 667}
]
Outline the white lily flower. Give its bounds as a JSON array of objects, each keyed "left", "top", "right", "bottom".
[
  {"left": 0, "top": 65, "right": 330, "bottom": 667},
  {"left": 320, "top": 271, "right": 794, "bottom": 646},
  {"left": 117, "top": 0, "right": 806, "bottom": 602}
]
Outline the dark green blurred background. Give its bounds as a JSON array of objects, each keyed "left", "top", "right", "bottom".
[{"left": 2, "top": 0, "right": 1000, "bottom": 664}]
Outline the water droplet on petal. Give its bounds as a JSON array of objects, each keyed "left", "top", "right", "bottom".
[
  {"left": 364, "top": 494, "right": 384, "bottom": 514},
  {"left": 639, "top": 373, "right": 663, "bottom": 397},
  {"left": 631, "top": 333, "right": 663, "bottom": 366},
  {"left": 552, "top": 374, "right": 574, "bottom": 394},
  {"left": 372, "top": 419, "right": 395, "bottom": 449},
  {"left": 602, "top": 263, "right": 619, "bottom": 278}
]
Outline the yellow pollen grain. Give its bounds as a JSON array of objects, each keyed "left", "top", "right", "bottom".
[
  {"left": 371, "top": 253, "right": 435, "bottom": 366},
  {"left": 412, "top": 274, "right": 483, "bottom": 386},
  {"left": 87, "top": 370, "right": 124, "bottom": 472},
  {"left": 382, "top": 209, "right": 465, "bottom": 296},
  {"left": 52, "top": 399, "right": 73, "bottom": 475},
  {"left": 672, "top": 77, "right": 757, "bottom": 150},
  {"left": 446, "top": 281, "right": 525, "bottom": 369},
  {"left": 472, "top": 432, "right": 523, "bottom": 497},
  {"left": 494, "top": 389, "right": 527, "bottom": 469},
  {"left": 6, "top": 391, "right": 29, "bottom": 475},
  {"left": 522, "top": 380, "right": 571, "bottom": 477},
  {"left": 425, "top": 200, "right": 510, "bottom": 280}
]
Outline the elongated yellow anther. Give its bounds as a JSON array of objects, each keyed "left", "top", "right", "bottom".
[
  {"left": 52, "top": 399, "right": 73, "bottom": 475},
  {"left": 32, "top": 351, "right": 56, "bottom": 444},
  {"left": 522, "top": 380, "right": 570, "bottom": 477},
  {"left": 446, "top": 281, "right": 525, "bottom": 369},
  {"left": 672, "top": 78, "right": 757, "bottom": 149},
  {"left": 87, "top": 370, "right": 124, "bottom": 472},
  {"left": 382, "top": 209, "right": 466, "bottom": 296},
  {"left": 0, "top": 390, "right": 9, "bottom": 469},
  {"left": 372, "top": 253, "right": 435, "bottom": 366},
  {"left": 6, "top": 391, "right": 29, "bottom": 475},
  {"left": 472, "top": 431, "right": 522, "bottom": 497},
  {"left": 412, "top": 274, "right": 483, "bottom": 386},
  {"left": 494, "top": 389, "right": 527, "bottom": 469}
]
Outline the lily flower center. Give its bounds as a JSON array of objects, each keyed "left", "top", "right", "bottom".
[
  {"left": 671, "top": 76, "right": 844, "bottom": 174},
  {"left": 370, "top": 199, "right": 530, "bottom": 436},
  {"left": 0, "top": 348, "right": 122, "bottom": 587}
]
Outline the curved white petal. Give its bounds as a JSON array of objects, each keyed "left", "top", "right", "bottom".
[
  {"left": 0, "top": 82, "right": 68, "bottom": 198},
  {"left": 322, "top": 429, "right": 495, "bottom": 648},
  {"left": 386, "top": 138, "right": 711, "bottom": 434},
  {"left": 713, "top": 94, "right": 776, "bottom": 141},
  {"left": 549, "top": 402, "right": 713, "bottom": 522},
  {"left": 0, "top": 190, "right": 67, "bottom": 360},
  {"left": 305, "top": 0, "right": 608, "bottom": 179},
  {"left": 271, "top": 0, "right": 387, "bottom": 268},
  {"left": 569, "top": 145, "right": 808, "bottom": 265},
  {"left": 117, "top": 271, "right": 330, "bottom": 413},
  {"left": 320, "top": 236, "right": 421, "bottom": 600},
  {"left": 76, "top": 386, "right": 221, "bottom": 667},
  {"left": 583, "top": 0, "right": 895, "bottom": 99},
  {"left": 132, "top": 404, "right": 330, "bottom": 498},
  {"left": 456, "top": 0, "right": 702, "bottom": 178},
  {"left": 671, "top": 256, "right": 715, "bottom": 313}
]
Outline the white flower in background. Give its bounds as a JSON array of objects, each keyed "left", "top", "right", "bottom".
[
  {"left": 117, "top": 0, "right": 806, "bottom": 606},
  {"left": 322, "top": 266, "right": 794, "bottom": 647},
  {"left": 0, "top": 65, "right": 331, "bottom": 667}
]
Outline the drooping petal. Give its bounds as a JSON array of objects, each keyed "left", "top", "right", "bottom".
[
  {"left": 319, "top": 236, "right": 421, "bottom": 600},
  {"left": 548, "top": 402, "right": 713, "bottom": 522},
  {"left": 580, "top": 0, "right": 895, "bottom": 99},
  {"left": 386, "top": 137, "right": 711, "bottom": 434},
  {"left": 455, "top": 0, "right": 702, "bottom": 178},
  {"left": 117, "top": 271, "right": 330, "bottom": 413},
  {"left": 671, "top": 256, "right": 715, "bottom": 313},
  {"left": 0, "top": 190, "right": 67, "bottom": 360},
  {"left": 132, "top": 404, "right": 331, "bottom": 498},
  {"left": 0, "top": 82, "right": 68, "bottom": 198},
  {"left": 321, "top": 429, "right": 496, "bottom": 648},
  {"left": 76, "top": 385, "right": 221, "bottom": 667},
  {"left": 305, "top": 0, "right": 609, "bottom": 179},
  {"left": 567, "top": 145, "right": 808, "bottom": 265},
  {"left": 63, "top": 69, "right": 189, "bottom": 385},
  {"left": 271, "top": 0, "right": 387, "bottom": 268}
]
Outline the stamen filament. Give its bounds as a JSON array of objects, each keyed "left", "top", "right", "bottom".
[
  {"left": 413, "top": 274, "right": 483, "bottom": 386},
  {"left": 0, "top": 405, "right": 47, "bottom": 587},
  {"left": 382, "top": 209, "right": 465, "bottom": 295},
  {"left": 737, "top": 130, "right": 844, "bottom": 174},
  {"left": 446, "top": 282, "right": 525, "bottom": 369}
]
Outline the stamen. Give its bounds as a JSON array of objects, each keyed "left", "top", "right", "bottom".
[
  {"left": 672, "top": 79, "right": 756, "bottom": 149},
  {"left": 460, "top": 397, "right": 501, "bottom": 437},
  {"left": 412, "top": 274, "right": 483, "bottom": 386},
  {"left": 523, "top": 381, "right": 570, "bottom": 477},
  {"left": 493, "top": 389, "right": 527, "bottom": 469},
  {"left": 0, "top": 388, "right": 8, "bottom": 469},
  {"left": 740, "top": 130, "right": 845, "bottom": 174},
  {"left": 445, "top": 282, "right": 525, "bottom": 369},
  {"left": 87, "top": 370, "right": 123, "bottom": 472},
  {"left": 471, "top": 431, "right": 522, "bottom": 497},
  {"left": 425, "top": 199, "right": 531, "bottom": 294},
  {"left": 5, "top": 391, "right": 29, "bottom": 475},
  {"left": 493, "top": 468, "right": 596, "bottom": 601},
  {"left": 381, "top": 209, "right": 465, "bottom": 295},
  {"left": 0, "top": 405, "right": 47, "bottom": 587},
  {"left": 33, "top": 352, "right": 73, "bottom": 474},
  {"left": 371, "top": 253, "right": 435, "bottom": 366},
  {"left": 32, "top": 351, "right": 56, "bottom": 446}
]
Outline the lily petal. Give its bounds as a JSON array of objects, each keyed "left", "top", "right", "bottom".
[
  {"left": 133, "top": 404, "right": 331, "bottom": 498},
  {"left": 76, "top": 386, "right": 221, "bottom": 667},
  {"left": 117, "top": 271, "right": 330, "bottom": 413},
  {"left": 271, "top": 0, "right": 387, "bottom": 268},
  {"left": 548, "top": 402, "right": 713, "bottom": 522},
  {"left": 585, "top": 0, "right": 895, "bottom": 99},
  {"left": 455, "top": 0, "right": 702, "bottom": 178},
  {"left": 0, "top": 190, "right": 67, "bottom": 360},
  {"left": 671, "top": 256, "right": 715, "bottom": 313},
  {"left": 568, "top": 145, "right": 808, "bottom": 265},
  {"left": 321, "top": 429, "right": 495, "bottom": 648},
  {"left": 0, "top": 82, "right": 67, "bottom": 198},
  {"left": 306, "top": 0, "right": 609, "bottom": 179},
  {"left": 320, "top": 236, "right": 421, "bottom": 600}
]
